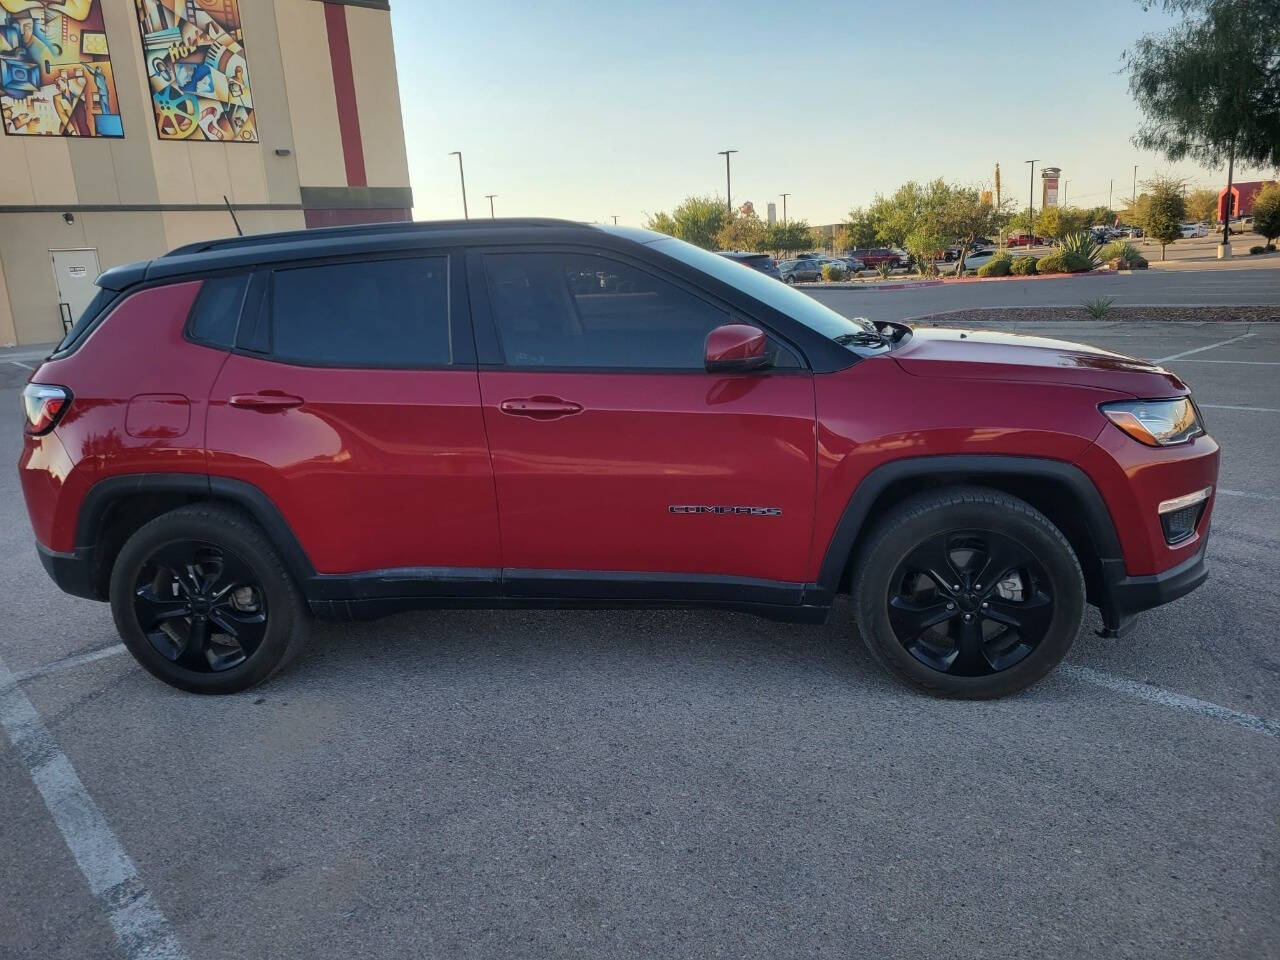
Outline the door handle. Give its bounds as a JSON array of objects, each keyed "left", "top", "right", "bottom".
[
  {"left": 228, "top": 392, "right": 304, "bottom": 411},
  {"left": 499, "top": 396, "right": 583, "bottom": 420}
]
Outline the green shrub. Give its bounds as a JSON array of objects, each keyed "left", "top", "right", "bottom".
[
  {"left": 1010, "top": 255, "right": 1038, "bottom": 275},
  {"left": 975, "top": 253, "right": 1012, "bottom": 277},
  {"left": 1250, "top": 245, "right": 1266, "bottom": 255},
  {"left": 1059, "top": 231, "right": 1101, "bottom": 271},
  {"left": 1081, "top": 296, "right": 1117, "bottom": 319},
  {"left": 821, "top": 263, "right": 847, "bottom": 282},
  {"left": 875, "top": 261, "right": 893, "bottom": 279},
  {"left": 1100, "top": 240, "right": 1142, "bottom": 266},
  {"left": 1036, "top": 250, "right": 1066, "bottom": 273}
]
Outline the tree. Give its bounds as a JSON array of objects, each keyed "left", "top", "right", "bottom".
[
  {"left": 1126, "top": 0, "right": 1280, "bottom": 248},
  {"left": 1037, "top": 206, "right": 1089, "bottom": 242},
  {"left": 943, "top": 186, "right": 1010, "bottom": 271},
  {"left": 836, "top": 207, "right": 879, "bottom": 251},
  {"left": 1252, "top": 184, "right": 1280, "bottom": 246},
  {"left": 868, "top": 181, "right": 927, "bottom": 248},
  {"left": 1140, "top": 176, "right": 1188, "bottom": 259},
  {"left": 1082, "top": 205, "right": 1117, "bottom": 228},
  {"left": 715, "top": 210, "right": 767, "bottom": 252},
  {"left": 760, "top": 219, "right": 816, "bottom": 257},
  {"left": 1185, "top": 187, "right": 1219, "bottom": 223},
  {"left": 642, "top": 195, "right": 729, "bottom": 249}
]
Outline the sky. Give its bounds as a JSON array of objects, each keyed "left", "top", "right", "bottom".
[{"left": 389, "top": 0, "right": 1276, "bottom": 227}]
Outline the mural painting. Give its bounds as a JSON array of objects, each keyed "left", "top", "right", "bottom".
[
  {"left": 134, "top": 0, "right": 255, "bottom": 142},
  {"left": 0, "top": 0, "right": 124, "bottom": 137}
]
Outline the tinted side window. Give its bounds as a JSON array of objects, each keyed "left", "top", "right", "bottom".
[
  {"left": 270, "top": 257, "right": 450, "bottom": 367},
  {"left": 188, "top": 274, "right": 249, "bottom": 348},
  {"left": 483, "top": 252, "right": 728, "bottom": 369}
]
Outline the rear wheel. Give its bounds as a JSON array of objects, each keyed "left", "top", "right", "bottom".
[
  {"left": 109, "top": 504, "right": 308, "bottom": 694},
  {"left": 851, "top": 487, "right": 1084, "bottom": 698}
]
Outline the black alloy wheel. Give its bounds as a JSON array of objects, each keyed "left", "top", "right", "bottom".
[
  {"left": 887, "top": 529, "right": 1053, "bottom": 676},
  {"left": 133, "top": 539, "right": 268, "bottom": 672}
]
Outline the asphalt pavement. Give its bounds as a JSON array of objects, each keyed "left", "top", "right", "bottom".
[{"left": 1, "top": 320, "right": 1277, "bottom": 960}]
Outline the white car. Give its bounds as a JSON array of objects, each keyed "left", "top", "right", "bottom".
[
  {"left": 945, "top": 248, "right": 1001, "bottom": 273},
  {"left": 1179, "top": 223, "right": 1209, "bottom": 238}
]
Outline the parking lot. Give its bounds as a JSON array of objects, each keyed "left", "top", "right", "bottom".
[{"left": 2, "top": 319, "right": 1278, "bottom": 959}]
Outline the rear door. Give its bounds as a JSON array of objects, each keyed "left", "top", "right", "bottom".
[
  {"left": 469, "top": 245, "right": 817, "bottom": 595},
  {"left": 206, "top": 251, "right": 501, "bottom": 578}
]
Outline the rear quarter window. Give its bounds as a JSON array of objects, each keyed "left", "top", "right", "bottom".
[{"left": 187, "top": 274, "right": 250, "bottom": 348}]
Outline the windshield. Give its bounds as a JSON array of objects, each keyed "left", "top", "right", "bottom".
[{"left": 641, "top": 235, "right": 883, "bottom": 344}]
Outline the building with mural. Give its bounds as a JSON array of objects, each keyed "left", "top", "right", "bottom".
[{"left": 0, "top": 0, "right": 411, "bottom": 346}]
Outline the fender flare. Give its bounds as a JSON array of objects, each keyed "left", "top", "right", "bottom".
[
  {"left": 75, "top": 473, "right": 317, "bottom": 589},
  {"left": 815, "top": 454, "right": 1124, "bottom": 595}
]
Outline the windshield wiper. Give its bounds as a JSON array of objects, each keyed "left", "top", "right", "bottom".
[{"left": 833, "top": 330, "right": 889, "bottom": 348}]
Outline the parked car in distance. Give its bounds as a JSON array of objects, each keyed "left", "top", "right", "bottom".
[
  {"left": 1179, "top": 223, "right": 1208, "bottom": 239},
  {"left": 718, "top": 251, "right": 782, "bottom": 279},
  {"left": 778, "top": 258, "right": 824, "bottom": 283},
  {"left": 1006, "top": 233, "right": 1046, "bottom": 247},
  {"left": 942, "top": 248, "right": 1001, "bottom": 274},
  {"left": 20, "top": 217, "right": 1220, "bottom": 700},
  {"left": 839, "top": 257, "right": 866, "bottom": 273},
  {"left": 845, "top": 247, "right": 904, "bottom": 268}
]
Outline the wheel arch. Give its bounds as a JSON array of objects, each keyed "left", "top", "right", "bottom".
[
  {"left": 818, "top": 455, "right": 1124, "bottom": 609},
  {"left": 76, "top": 474, "right": 315, "bottom": 601}
]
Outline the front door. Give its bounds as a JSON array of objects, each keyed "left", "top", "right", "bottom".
[
  {"left": 470, "top": 247, "right": 817, "bottom": 591},
  {"left": 206, "top": 252, "right": 501, "bottom": 578},
  {"left": 50, "top": 248, "right": 100, "bottom": 335}
]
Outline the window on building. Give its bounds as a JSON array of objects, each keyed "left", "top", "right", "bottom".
[
  {"left": 482, "top": 252, "right": 730, "bottom": 369},
  {"left": 269, "top": 257, "right": 450, "bottom": 367}
]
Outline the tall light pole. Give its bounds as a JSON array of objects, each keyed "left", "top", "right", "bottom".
[
  {"left": 484, "top": 194, "right": 496, "bottom": 218},
  {"left": 780, "top": 192, "right": 790, "bottom": 224},
  {"left": 611, "top": 215, "right": 619, "bottom": 225},
  {"left": 1132, "top": 164, "right": 1138, "bottom": 206},
  {"left": 1025, "top": 159, "right": 1037, "bottom": 241},
  {"left": 449, "top": 151, "right": 468, "bottom": 219},
  {"left": 1109, "top": 179, "right": 1114, "bottom": 216},
  {"left": 1063, "top": 180, "right": 1070, "bottom": 205},
  {"left": 718, "top": 150, "right": 738, "bottom": 214}
]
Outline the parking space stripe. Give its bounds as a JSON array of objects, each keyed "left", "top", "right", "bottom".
[
  {"left": 1199, "top": 404, "right": 1280, "bottom": 413},
  {"left": 1061, "top": 665, "right": 1280, "bottom": 739},
  {"left": 10, "top": 643, "right": 127, "bottom": 684},
  {"left": 1168, "top": 359, "right": 1280, "bottom": 365},
  {"left": 7, "top": 360, "right": 33, "bottom": 370},
  {"left": 0, "top": 654, "right": 188, "bottom": 960},
  {"left": 1150, "top": 332, "right": 1255, "bottom": 364}
]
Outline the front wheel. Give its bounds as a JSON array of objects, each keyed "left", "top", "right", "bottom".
[
  {"left": 109, "top": 504, "right": 309, "bottom": 694},
  {"left": 851, "top": 487, "right": 1084, "bottom": 698}
]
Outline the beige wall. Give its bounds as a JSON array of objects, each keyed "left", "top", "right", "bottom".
[{"left": 0, "top": 0, "right": 410, "bottom": 346}]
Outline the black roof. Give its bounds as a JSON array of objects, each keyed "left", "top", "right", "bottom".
[{"left": 97, "top": 218, "right": 612, "bottom": 290}]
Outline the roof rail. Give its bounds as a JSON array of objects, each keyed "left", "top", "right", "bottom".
[{"left": 161, "top": 217, "right": 587, "bottom": 258}]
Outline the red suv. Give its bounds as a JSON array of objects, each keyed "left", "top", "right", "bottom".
[{"left": 19, "top": 219, "right": 1219, "bottom": 697}]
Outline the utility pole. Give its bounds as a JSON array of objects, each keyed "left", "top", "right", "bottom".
[
  {"left": 612, "top": 215, "right": 619, "bottom": 225},
  {"left": 1109, "top": 179, "right": 1113, "bottom": 216},
  {"left": 1063, "top": 181, "right": 1070, "bottom": 205},
  {"left": 1132, "top": 164, "right": 1138, "bottom": 206},
  {"left": 1025, "top": 159, "right": 1037, "bottom": 242},
  {"left": 449, "top": 151, "right": 468, "bottom": 219},
  {"left": 718, "top": 150, "right": 738, "bottom": 214},
  {"left": 484, "top": 194, "right": 496, "bottom": 218},
  {"left": 780, "top": 193, "right": 790, "bottom": 225}
]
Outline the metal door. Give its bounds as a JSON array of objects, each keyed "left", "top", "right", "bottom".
[{"left": 50, "top": 248, "right": 101, "bottom": 335}]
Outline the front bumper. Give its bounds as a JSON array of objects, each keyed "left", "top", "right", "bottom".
[{"left": 1096, "top": 539, "right": 1208, "bottom": 637}]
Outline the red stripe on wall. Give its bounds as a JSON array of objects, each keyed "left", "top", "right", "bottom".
[{"left": 324, "top": 3, "right": 367, "bottom": 188}]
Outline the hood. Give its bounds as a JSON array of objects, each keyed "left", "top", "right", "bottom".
[{"left": 893, "top": 327, "right": 1188, "bottom": 397}]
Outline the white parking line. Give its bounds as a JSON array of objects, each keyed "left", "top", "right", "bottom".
[
  {"left": 1199, "top": 404, "right": 1280, "bottom": 413},
  {"left": 1218, "top": 488, "right": 1280, "bottom": 503},
  {"left": 1169, "top": 359, "right": 1280, "bottom": 365},
  {"left": 1150, "top": 332, "right": 1255, "bottom": 364},
  {"left": 0, "top": 653, "right": 188, "bottom": 960},
  {"left": 1062, "top": 665, "right": 1280, "bottom": 738},
  {"left": 9, "top": 643, "right": 127, "bottom": 684},
  {"left": 7, "top": 360, "right": 34, "bottom": 370}
]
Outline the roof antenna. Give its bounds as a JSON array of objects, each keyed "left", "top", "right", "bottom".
[{"left": 223, "top": 194, "right": 243, "bottom": 236}]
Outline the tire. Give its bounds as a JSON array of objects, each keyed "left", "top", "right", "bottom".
[
  {"left": 851, "top": 486, "right": 1084, "bottom": 698},
  {"left": 109, "top": 504, "right": 309, "bottom": 694}
]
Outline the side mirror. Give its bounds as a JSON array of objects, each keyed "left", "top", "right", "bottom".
[{"left": 705, "top": 323, "right": 770, "bottom": 373}]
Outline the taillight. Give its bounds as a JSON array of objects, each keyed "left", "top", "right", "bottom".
[{"left": 22, "top": 383, "right": 72, "bottom": 436}]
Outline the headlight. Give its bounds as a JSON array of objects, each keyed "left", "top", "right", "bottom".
[{"left": 1101, "top": 398, "right": 1203, "bottom": 446}]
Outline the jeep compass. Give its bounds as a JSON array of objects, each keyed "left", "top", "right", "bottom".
[{"left": 19, "top": 219, "right": 1219, "bottom": 697}]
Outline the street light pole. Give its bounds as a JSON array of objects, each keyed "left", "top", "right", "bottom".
[
  {"left": 1063, "top": 181, "right": 1070, "bottom": 205},
  {"left": 1025, "top": 159, "right": 1037, "bottom": 242},
  {"left": 1109, "top": 179, "right": 1113, "bottom": 215},
  {"left": 484, "top": 194, "right": 496, "bottom": 218},
  {"left": 612, "top": 215, "right": 619, "bottom": 225},
  {"left": 780, "top": 192, "right": 790, "bottom": 224},
  {"left": 1132, "top": 164, "right": 1138, "bottom": 206},
  {"left": 449, "top": 151, "right": 468, "bottom": 219},
  {"left": 717, "top": 150, "right": 738, "bottom": 214}
]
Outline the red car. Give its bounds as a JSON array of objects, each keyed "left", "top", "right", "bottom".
[
  {"left": 1006, "top": 233, "right": 1046, "bottom": 247},
  {"left": 20, "top": 219, "right": 1218, "bottom": 698}
]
